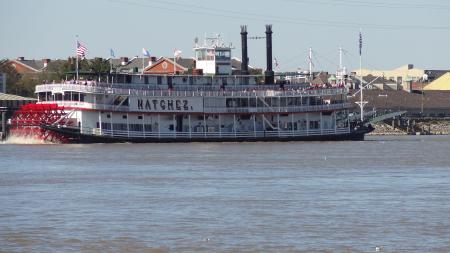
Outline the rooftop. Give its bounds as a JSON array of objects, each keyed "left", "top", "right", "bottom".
[
  {"left": 348, "top": 90, "right": 450, "bottom": 110},
  {"left": 0, "top": 92, "right": 37, "bottom": 101}
]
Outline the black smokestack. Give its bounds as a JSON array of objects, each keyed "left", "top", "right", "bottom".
[
  {"left": 265, "top": 24, "right": 274, "bottom": 84},
  {"left": 240, "top": 25, "right": 249, "bottom": 75}
]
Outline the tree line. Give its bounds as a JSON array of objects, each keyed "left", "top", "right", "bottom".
[{"left": 0, "top": 58, "right": 110, "bottom": 97}]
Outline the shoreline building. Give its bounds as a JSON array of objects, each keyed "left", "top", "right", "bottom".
[
  {"left": 354, "top": 64, "right": 424, "bottom": 91},
  {"left": 424, "top": 72, "right": 450, "bottom": 91}
]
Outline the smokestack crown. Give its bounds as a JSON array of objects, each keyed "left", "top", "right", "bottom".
[
  {"left": 265, "top": 24, "right": 274, "bottom": 84},
  {"left": 240, "top": 25, "right": 249, "bottom": 76}
]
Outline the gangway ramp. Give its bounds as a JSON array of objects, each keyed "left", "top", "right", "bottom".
[{"left": 366, "top": 111, "right": 407, "bottom": 125}]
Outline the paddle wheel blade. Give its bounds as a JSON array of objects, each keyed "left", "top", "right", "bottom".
[{"left": 8, "top": 103, "right": 70, "bottom": 143}]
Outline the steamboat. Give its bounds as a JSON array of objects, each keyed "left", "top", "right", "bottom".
[{"left": 9, "top": 26, "right": 373, "bottom": 143}]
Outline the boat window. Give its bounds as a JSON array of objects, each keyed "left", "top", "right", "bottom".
[
  {"left": 112, "top": 123, "right": 127, "bottom": 131},
  {"left": 54, "top": 93, "right": 63, "bottom": 101},
  {"left": 238, "top": 98, "right": 248, "bottom": 107},
  {"left": 309, "top": 121, "right": 320, "bottom": 129},
  {"left": 72, "top": 93, "right": 80, "bottom": 101},
  {"left": 38, "top": 92, "right": 47, "bottom": 101},
  {"left": 215, "top": 50, "right": 231, "bottom": 61},
  {"left": 226, "top": 98, "right": 237, "bottom": 108},
  {"left": 113, "top": 96, "right": 129, "bottom": 106},
  {"left": 271, "top": 97, "right": 279, "bottom": 107},
  {"left": 129, "top": 124, "right": 143, "bottom": 132},
  {"left": 280, "top": 97, "right": 287, "bottom": 107},
  {"left": 101, "top": 122, "right": 111, "bottom": 130},
  {"left": 144, "top": 125, "right": 152, "bottom": 132},
  {"left": 287, "top": 97, "right": 295, "bottom": 106},
  {"left": 196, "top": 49, "right": 215, "bottom": 61},
  {"left": 196, "top": 50, "right": 205, "bottom": 60}
]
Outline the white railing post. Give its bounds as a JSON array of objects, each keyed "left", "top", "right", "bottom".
[
  {"left": 98, "top": 111, "right": 102, "bottom": 136},
  {"left": 173, "top": 114, "right": 176, "bottom": 138},
  {"left": 262, "top": 114, "right": 265, "bottom": 136},
  {"left": 291, "top": 113, "right": 294, "bottom": 136},
  {"left": 320, "top": 112, "right": 323, "bottom": 135},
  {"left": 334, "top": 111, "right": 337, "bottom": 135},
  {"left": 126, "top": 113, "right": 130, "bottom": 138},
  {"left": 233, "top": 114, "right": 236, "bottom": 138},
  {"left": 253, "top": 114, "right": 256, "bottom": 137},
  {"left": 306, "top": 113, "right": 309, "bottom": 136},
  {"left": 277, "top": 114, "right": 280, "bottom": 137},
  {"left": 219, "top": 114, "right": 222, "bottom": 138},
  {"left": 203, "top": 114, "right": 207, "bottom": 138},
  {"left": 188, "top": 114, "right": 192, "bottom": 139},
  {"left": 142, "top": 113, "right": 146, "bottom": 138},
  {"left": 158, "top": 114, "right": 161, "bottom": 139}
]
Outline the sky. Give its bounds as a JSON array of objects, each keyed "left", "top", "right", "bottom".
[{"left": 1, "top": 0, "right": 449, "bottom": 72}]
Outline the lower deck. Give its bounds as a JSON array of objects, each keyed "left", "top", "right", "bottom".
[
  {"left": 44, "top": 124, "right": 367, "bottom": 143},
  {"left": 74, "top": 110, "right": 351, "bottom": 140}
]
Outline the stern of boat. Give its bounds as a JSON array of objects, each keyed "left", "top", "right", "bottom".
[{"left": 8, "top": 103, "right": 73, "bottom": 143}]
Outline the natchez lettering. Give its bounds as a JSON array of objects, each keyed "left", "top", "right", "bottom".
[{"left": 137, "top": 99, "right": 190, "bottom": 111}]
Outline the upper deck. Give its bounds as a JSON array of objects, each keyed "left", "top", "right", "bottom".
[
  {"left": 35, "top": 73, "right": 350, "bottom": 114},
  {"left": 35, "top": 83, "right": 347, "bottom": 99}
]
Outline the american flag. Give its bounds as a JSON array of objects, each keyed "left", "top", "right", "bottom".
[
  {"left": 77, "top": 41, "right": 87, "bottom": 58},
  {"left": 359, "top": 31, "right": 362, "bottom": 56}
]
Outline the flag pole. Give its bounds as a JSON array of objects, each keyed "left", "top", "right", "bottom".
[
  {"left": 359, "top": 29, "right": 363, "bottom": 122},
  {"left": 110, "top": 49, "right": 112, "bottom": 74},
  {"left": 76, "top": 36, "right": 79, "bottom": 81},
  {"left": 109, "top": 49, "right": 113, "bottom": 84}
]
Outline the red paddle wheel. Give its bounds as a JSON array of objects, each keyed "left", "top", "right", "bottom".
[{"left": 9, "top": 103, "right": 70, "bottom": 143}]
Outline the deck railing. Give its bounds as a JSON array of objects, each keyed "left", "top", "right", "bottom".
[
  {"left": 203, "top": 103, "right": 352, "bottom": 114},
  {"left": 81, "top": 126, "right": 350, "bottom": 139},
  {"left": 42, "top": 101, "right": 353, "bottom": 113},
  {"left": 36, "top": 83, "right": 346, "bottom": 98}
]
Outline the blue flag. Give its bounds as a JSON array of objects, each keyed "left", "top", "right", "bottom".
[
  {"left": 110, "top": 49, "right": 115, "bottom": 58},
  {"left": 142, "top": 48, "right": 151, "bottom": 57}
]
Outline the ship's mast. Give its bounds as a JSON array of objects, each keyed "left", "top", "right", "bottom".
[
  {"left": 360, "top": 46, "right": 363, "bottom": 121},
  {"left": 355, "top": 29, "right": 367, "bottom": 122},
  {"left": 338, "top": 46, "right": 346, "bottom": 86},
  {"left": 76, "top": 36, "right": 79, "bottom": 81}
]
